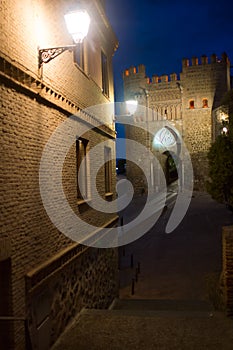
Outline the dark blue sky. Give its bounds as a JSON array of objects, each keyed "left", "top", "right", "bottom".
[{"left": 106, "top": 0, "right": 233, "bottom": 102}]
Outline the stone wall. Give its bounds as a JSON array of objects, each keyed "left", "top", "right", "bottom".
[
  {"left": 123, "top": 54, "right": 231, "bottom": 192},
  {"left": 222, "top": 226, "right": 233, "bottom": 317},
  {"left": 26, "top": 244, "right": 118, "bottom": 349}
]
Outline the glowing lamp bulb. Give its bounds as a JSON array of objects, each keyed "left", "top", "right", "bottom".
[
  {"left": 64, "top": 10, "right": 91, "bottom": 44},
  {"left": 126, "top": 100, "right": 138, "bottom": 115},
  {"left": 222, "top": 127, "right": 228, "bottom": 134}
]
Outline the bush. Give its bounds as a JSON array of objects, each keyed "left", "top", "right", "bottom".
[
  {"left": 207, "top": 89, "right": 233, "bottom": 209},
  {"left": 207, "top": 134, "right": 233, "bottom": 208}
]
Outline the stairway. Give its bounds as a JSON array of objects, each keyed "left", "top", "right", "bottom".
[{"left": 51, "top": 299, "right": 233, "bottom": 350}]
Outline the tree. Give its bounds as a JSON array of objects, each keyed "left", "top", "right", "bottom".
[{"left": 207, "top": 89, "right": 233, "bottom": 210}]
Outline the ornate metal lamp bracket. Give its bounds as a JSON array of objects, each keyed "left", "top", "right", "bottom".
[{"left": 38, "top": 45, "right": 76, "bottom": 68}]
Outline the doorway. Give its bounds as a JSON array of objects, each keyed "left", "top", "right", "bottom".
[{"left": 0, "top": 258, "right": 13, "bottom": 348}]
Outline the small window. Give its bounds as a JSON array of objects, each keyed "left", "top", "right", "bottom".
[
  {"left": 202, "top": 99, "right": 208, "bottom": 108},
  {"left": 101, "top": 51, "right": 109, "bottom": 97},
  {"left": 76, "top": 138, "right": 89, "bottom": 200},
  {"left": 104, "top": 146, "right": 112, "bottom": 194},
  {"left": 189, "top": 100, "right": 195, "bottom": 109},
  {"left": 74, "top": 42, "right": 85, "bottom": 71}
]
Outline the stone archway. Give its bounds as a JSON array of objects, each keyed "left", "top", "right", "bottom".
[{"left": 152, "top": 126, "right": 180, "bottom": 186}]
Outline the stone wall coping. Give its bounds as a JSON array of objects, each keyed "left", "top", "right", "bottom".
[{"left": 25, "top": 216, "right": 118, "bottom": 293}]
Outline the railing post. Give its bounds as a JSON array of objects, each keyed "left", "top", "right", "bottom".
[
  {"left": 130, "top": 254, "right": 134, "bottom": 268},
  {"left": 131, "top": 278, "right": 135, "bottom": 295}
]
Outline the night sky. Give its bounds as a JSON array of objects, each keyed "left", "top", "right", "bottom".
[{"left": 106, "top": 0, "right": 233, "bottom": 102}]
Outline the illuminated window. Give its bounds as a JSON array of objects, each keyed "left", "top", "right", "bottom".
[
  {"left": 104, "top": 146, "right": 112, "bottom": 194},
  {"left": 133, "top": 67, "right": 136, "bottom": 74},
  {"left": 125, "top": 70, "right": 129, "bottom": 76},
  {"left": 76, "top": 138, "right": 89, "bottom": 200},
  {"left": 189, "top": 100, "right": 195, "bottom": 109},
  {"left": 101, "top": 51, "right": 109, "bottom": 97},
  {"left": 202, "top": 99, "right": 208, "bottom": 108}
]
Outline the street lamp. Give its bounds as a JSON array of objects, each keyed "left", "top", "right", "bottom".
[
  {"left": 222, "top": 126, "right": 228, "bottom": 134},
  {"left": 125, "top": 89, "right": 153, "bottom": 193},
  {"left": 38, "top": 9, "right": 91, "bottom": 68},
  {"left": 125, "top": 100, "right": 138, "bottom": 115}
]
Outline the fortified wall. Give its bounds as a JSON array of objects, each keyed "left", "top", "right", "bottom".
[{"left": 123, "top": 53, "right": 231, "bottom": 190}]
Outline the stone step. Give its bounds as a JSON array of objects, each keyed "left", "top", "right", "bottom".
[
  {"left": 111, "top": 298, "right": 213, "bottom": 312},
  {"left": 82, "top": 308, "right": 213, "bottom": 319},
  {"left": 51, "top": 308, "right": 233, "bottom": 350}
]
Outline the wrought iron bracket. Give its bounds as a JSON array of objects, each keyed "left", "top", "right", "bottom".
[{"left": 38, "top": 45, "right": 77, "bottom": 68}]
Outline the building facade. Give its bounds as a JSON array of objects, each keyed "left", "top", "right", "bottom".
[
  {"left": 123, "top": 53, "right": 231, "bottom": 191},
  {"left": 0, "top": 1, "right": 118, "bottom": 349}
]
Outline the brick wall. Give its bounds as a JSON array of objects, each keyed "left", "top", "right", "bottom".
[
  {"left": 0, "top": 0, "right": 119, "bottom": 348},
  {"left": 0, "top": 0, "right": 117, "bottom": 107},
  {"left": 0, "top": 76, "right": 118, "bottom": 348}
]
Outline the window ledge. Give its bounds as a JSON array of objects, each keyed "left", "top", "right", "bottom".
[
  {"left": 105, "top": 192, "right": 113, "bottom": 198},
  {"left": 187, "top": 107, "right": 210, "bottom": 110},
  {"left": 74, "top": 63, "right": 90, "bottom": 79},
  {"left": 77, "top": 198, "right": 92, "bottom": 206},
  {"left": 102, "top": 92, "right": 110, "bottom": 100}
]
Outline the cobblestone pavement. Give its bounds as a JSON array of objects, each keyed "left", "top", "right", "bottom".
[{"left": 119, "top": 190, "right": 233, "bottom": 300}]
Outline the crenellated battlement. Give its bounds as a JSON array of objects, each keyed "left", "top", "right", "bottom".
[
  {"left": 182, "top": 52, "right": 230, "bottom": 68},
  {"left": 124, "top": 64, "right": 146, "bottom": 77},
  {"left": 123, "top": 52, "right": 230, "bottom": 85},
  {"left": 123, "top": 64, "right": 179, "bottom": 85},
  {"left": 151, "top": 73, "right": 179, "bottom": 83}
]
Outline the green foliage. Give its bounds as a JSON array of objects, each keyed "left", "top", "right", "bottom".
[
  {"left": 207, "top": 135, "right": 233, "bottom": 206},
  {"left": 207, "top": 89, "right": 233, "bottom": 208}
]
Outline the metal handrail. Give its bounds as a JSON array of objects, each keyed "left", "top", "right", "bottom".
[{"left": 0, "top": 316, "right": 25, "bottom": 321}]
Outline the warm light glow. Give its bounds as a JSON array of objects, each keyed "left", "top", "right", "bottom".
[
  {"left": 189, "top": 100, "right": 195, "bottom": 109},
  {"left": 202, "top": 98, "right": 208, "bottom": 108},
  {"left": 220, "top": 112, "right": 228, "bottom": 122},
  {"left": 64, "top": 10, "right": 90, "bottom": 44},
  {"left": 126, "top": 100, "right": 138, "bottom": 115}
]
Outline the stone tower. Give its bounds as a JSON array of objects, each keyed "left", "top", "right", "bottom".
[{"left": 123, "top": 53, "right": 231, "bottom": 191}]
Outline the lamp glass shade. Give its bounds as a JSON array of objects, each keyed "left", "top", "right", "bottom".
[
  {"left": 64, "top": 10, "right": 90, "bottom": 43},
  {"left": 126, "top": 100, "right": 138, "bottom": 115},
  {"left": 222, "top": 127, "right": 228, "bottom": 134}
]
